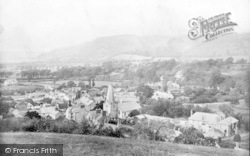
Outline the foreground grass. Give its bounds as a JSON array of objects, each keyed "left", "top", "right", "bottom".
[{"left": 0, "top": 132, "right": 249, "bottom": 156}]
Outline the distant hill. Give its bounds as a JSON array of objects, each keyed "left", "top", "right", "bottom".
[
  {"left": 181, "top": 33, "right": 250, "bottom": 60},
  {"left": 36, "top": 33, "right": 250, "bottom": 64},
  {"left": 0, "top": 132, "right": 249, "bottom": 156}
]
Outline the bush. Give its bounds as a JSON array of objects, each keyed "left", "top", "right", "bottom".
[
  {"left": 174, "top": 127, "right": 216, "bottom": 146},
  {"left": 0, "top": 118, "right": 24, "bottom": 132},
  {"left": 93, "top": 127, "right": 123, "bottom": 138},
  {"left": 77, "top": 119, "right": 95, "bottom": 135},
  {"left": 243, "top": 120, "right": 250, "bottom": 131},
  {"left": 25, "top": 111, "right": 41, "bottom": 119},
  {"left": 55, "top": 119, "right": 78, "bottom": 133},
  {"left": 129, "top": 110, "right": 140, "bottom": 117},
  {"left": 233, "top": 134, "right": 241, "bottom": 142},
  {"left": 218, "top": 140, "right": 236, "bottom": 149},
  {"left": 22, "top": 119, "right": 40, "bottom": 132}
]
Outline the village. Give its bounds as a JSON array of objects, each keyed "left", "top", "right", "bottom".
[{"left": 0, "top": 63, "right": 249, "bottom": 151}]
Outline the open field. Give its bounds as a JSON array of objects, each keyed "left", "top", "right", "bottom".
[
  {"left": 0, "top": 85, "right": 42, "bottom": 91},
  {"left": 0, "top": 132, "right": 249, "bottom": 156},
  {"left": 20, "top": 80, "right": 121, "bottom": 88}
]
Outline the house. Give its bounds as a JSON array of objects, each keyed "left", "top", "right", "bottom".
[
  {"left": 75, "top": 96, "right": 96, "bottom": 111},
  {"left": 15, "top": 101, "right": 33, "bottom": 110},
  {"left": 189, "top": 112, "right": 238, "bottom": 137},
  {"left": 216, "top": 117, "right": 238, "bottom": 137},
  {"left": 118, "top": 100, "right": 141, "bottom": 119},
  {"left": 175, "top": 71, "right": 184, "bottom": 81},
  {"left": 86, "top": 109, "right": 103, "bottom": 125},
  {"left": 65, "top": 104, "right": 88, "bottom": 123},
  {"left": 3, "top": 78, "right": 18, "bottom": 86},
  {"left": 167, "top": 81, "right": 182, "bottom": 95},
  {"left": 151, "top": 91, "right": 174, "bottom": 100},
  {"left": 104, "top": 85, "right": 142, "bottom": 119},
  {"left": 189, "top": 112, "right": 224, "bottom": 133},
  {"left": 40, "top": 104, "right": 63, "bottom": 119},
  {"left": 44, "top": 85, "right": 54, "bottom": 91},
  {"left": 12, "top": 109, "right": 28, "bottom": 118},
  {"left": 135, "top": 114, "right": 174, "bottom": 124},
  {"left": 26, "top": 91, "right": 46, "bottom": 99}
]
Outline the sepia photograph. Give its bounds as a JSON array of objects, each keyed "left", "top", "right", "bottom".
[{"left": 0, "top": 0, "right": 249, "bottom": 155}]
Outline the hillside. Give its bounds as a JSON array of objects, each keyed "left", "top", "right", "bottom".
[
  {"left": 36, "top": 33, "right": 250, "bottom": 64},
  {"left": 0, "top": 132, "right": 249, "bottom": 156}
]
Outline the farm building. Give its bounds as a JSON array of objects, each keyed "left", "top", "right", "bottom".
[{"left": 3, "top": 78, "right": 18, "bottom": 86}]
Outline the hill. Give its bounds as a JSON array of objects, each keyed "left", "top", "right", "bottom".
[
  {"left": 35, "top": 33, "right": 250, "bottom": 64},
  {"left": 0, "top": 132, "right": 249, "bottom": 156}
]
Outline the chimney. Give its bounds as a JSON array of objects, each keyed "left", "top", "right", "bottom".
[{"left": 190, "top": 109, "right": 193, "bottom": 116}]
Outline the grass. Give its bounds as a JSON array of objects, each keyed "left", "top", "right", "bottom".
[
  {"left": 21, "top": 80, "right": 120, "bottom": 88},
  {"left": 1, "top": 85, "right": 41, "bottom": 91},
  {"left": 0, "top": 132, "right": 249, "bottom": 156}
]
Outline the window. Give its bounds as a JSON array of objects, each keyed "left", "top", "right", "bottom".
[{"left": 71, "top": 113, "right": 74, "bottom": 120}]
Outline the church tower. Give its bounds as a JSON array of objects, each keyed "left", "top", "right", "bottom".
[{"left": 103, "top": 84, "right": 117, "bottom": 117}]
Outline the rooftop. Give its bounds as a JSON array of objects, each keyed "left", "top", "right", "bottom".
[
  {"left": 118, "top": 101, "right": 141, "bottom": 112},
  {"left": 217, "top": 117, "right": 238, "bottom": 125},
  {"left": 189, "top": 112, "right": 221, "bottom": 124}
]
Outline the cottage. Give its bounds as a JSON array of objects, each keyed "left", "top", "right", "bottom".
[
  {"left": 26, "top": 91, "right": 46, "bottom": 99},
  {"left": 189, "top": 112, "right": 224, "bottom": 132},
  {"left": 12, "top": 109, "right": 27, "bottom": 118},
  {"left": 216, "top": 117, "right": 238, "bottom": 137},
  {"left": 189, "top": 112, "right": 238, "bottom": 137},
  {"left": 118, "top": 100, "right": 141, "bottom": 119},
  {"left": 151, "top": 91, "right": 174, "bottom": 100},
  {"left": 75, "top": 96, "right": 96, "bottom": 111},
  {"left": 40, "top": 104, "right": 63, "bottom": 119},
  {"left": 3, "top": 78, "right": 18, "bottom": 86},
  {"left": 15, "top": 101, "right": 33, "bottom": 110},
  {"left": 65, "top": 104, "right": 88, "bottom": 123}
]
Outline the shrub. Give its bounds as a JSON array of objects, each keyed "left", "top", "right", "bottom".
[
  {"left": 129, "top": 110, "right": 140, "bottom": 117},
  {"left": 22, "top": 118, "right": 40, "bottom": 132},
  {"left": 25, "top": 111, "right": 41, "bottom": 119},
  {"left": 77, "top": 119, "right": 95, "bottom": 135},
  {"left": 218, "top": 140, "right": 235, "bottom": 149},
  {"left": 233, "top": 134, "right": 241, "bottom": 142},
  {"left": 0, "top": 118, "right": 24, "bottom": 132},
  {"left": 55, "top": 119, "right": 78, "bottom": 133},
  {"left": 243, "top": 120, "right": 250, "bottom": 131}
]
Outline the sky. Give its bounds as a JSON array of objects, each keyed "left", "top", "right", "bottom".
[{"left": 0, "top": 0, "right": 250, "bottom": 63}]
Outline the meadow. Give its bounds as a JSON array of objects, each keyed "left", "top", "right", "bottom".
[{"left": 0, "top": 132, "right": 249, "bottom": 156}]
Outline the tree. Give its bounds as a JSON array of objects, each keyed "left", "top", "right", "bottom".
[
  {"left": 41, "top": 98, "right": 52, "bottom": 104},
  {"left": 27, "top": 74, "right": 32, "bottom": 82},
  {"left": 129, "top": 110, "right": 140, "bottom": 117},
  {"left": 233, "top": 134, "right": 241, "bottom": 148},
  {"left": 136, "top": 84, "right": 154, "bottom": 98},
  {"left": 225, "top": 57, "right": 234, "bottom": 64},
  {"left": 57, "top": 83, "right": 66, "bottom": 90},
  {"left": 219, "top": 105, "right": 234, "bottom": 117},
  {"left": 208, "top": 68, "right": 225, "bottom": 87},
  {"left": 25, "top": 111, "right": 41, "bottom": 119},
  {"left": 78, "top": 81, "right": 85, "bottom": 89},
  {"left": 236, "top": 59, "right": 247, "bottom": 64},
  {"left": 76, "top": 91, "right": 81, "bottom": 99},
  {"left": 92, "top": 79, "right": 95, "bottom": 87},
  {"left": 67, "top": 81, "right": 75, "bottom": 88}
]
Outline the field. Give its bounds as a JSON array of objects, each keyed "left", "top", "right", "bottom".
[
  {"left": 0, "top": 132, "right": 249, "bottom": 156},
  {"left": 19, "top": 80, "right": 120, "bottom": 88}
]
